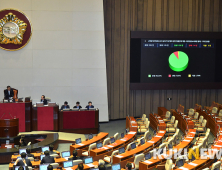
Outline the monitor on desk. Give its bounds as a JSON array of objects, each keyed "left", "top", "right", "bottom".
[
  {"left": 80, "top": 108, "right": 86, "bottom": 111},
  {"left": 75, "top": 138, "right": 81, "bottom": 144},
  {"left": 176, "top": 159, "right": 184, "bottom": 167},
  {"left": 131, "top": 143, "right": 136, "bottom": 150},
  {"left": 119, "top": 147, "right": 125, "bottom": 154},
  {"left": 112, "top": 163, "right": 121, "bottom": 170},
  {"left": 61, "top": 151, "right": 70, "bottom": 158},
  {"left": 84, "top": 156, "right": 93, "bottom": 164},
  {"left": 72, "top": 108, "right": 79, "bottom": 111},
  {"left": 89, "top": 108, "right": 96, "bottom": 110},
  {"left": 168, "top": 144, "right": 173, "bottom": 149},
  {"left": 41, "top": 146, "right": 49, "bottom": 153},
  {"left": 19, "top": 148, "right": 27, "bottom": 155},
  {"left": 126, "top": 129, "right": 128, "bottom": 134},
  {"left": 39, "top": 164, "right": 50, "bottom": 170},
  {"left": 140, "top": 138, "right": 145, "bottom": 145},
  {"left": 121, "top": 132, "right": 124, "bottom": 138},
  {"left": 40, "top": 154, "right": 45, "bottom": 160},
  {"left": 15, "top": 166, "right": 26, "bottom": 170},
  {"left": 88, "top": 134, "right": 93, "bottom": 140},
  {"left": 96, "top": 142, "right": 103, "bottom": 149},
  {"left": 145, "top": 153, "right": 151, "bottom": 160},
  {"left": 110, "top": 137, "right": 115, "bottom": 144},
  {"left": 48, "top": 102, "right": 56, "bottom": 106},
  {"left": 148, "top": 133, "right": 152, "bottom": 140},
  {"left": 63, "top": 108, "right": 70, "bottom": 111},
  {"left": 63, "top": 160, "right": 73, "bottom": 168}
]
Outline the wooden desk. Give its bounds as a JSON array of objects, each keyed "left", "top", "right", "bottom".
[
  {"left": 158, "top": 107, "right": 168, "bottom": 117},
  {"left": 126, "top": 117, "right": 138, "bottom": 132},
  {"left": 139, "top": 129, "right": 196, "bottom": 170},
  {"left": 0, "top": 118, "right": 19, "bottom": 137},
  {"left": 150, "top": 114, "right": 166, "bottom": 130},
  {"left": 32, "top": 105, "right": 59, "bottom": 131},
  {"left": 113, "top": 130, "right": 166, "bottom": 164},
  {"left": 70, "top": 132, "right": 109, "bottom": 156},
  {"left": 59, "top": 110, "right": 99, "bottom": 134},
  {"left": 90, "top": 131, "right": 137, "bottom": 161},
  {"left": 0, "top": 102, "right": 32, "bottom": 132},
  {"left": 59, "top": 161, "right": 99, "bottom": 170}
]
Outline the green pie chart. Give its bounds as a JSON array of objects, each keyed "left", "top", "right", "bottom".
[{"left": 168, "top": 51, "right": 189, "bottom": 72}]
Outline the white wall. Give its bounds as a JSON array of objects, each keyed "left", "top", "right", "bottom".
[{"left": 0, "top": 0, "right": 109, "bottom": 122}]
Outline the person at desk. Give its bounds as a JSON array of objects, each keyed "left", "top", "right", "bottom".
[
  {"left": 61, "top": 101, "right": 70, "bottom": 110},
  {"left": 49, "top": 144, "right": 57, "bottom": 155},
  {"left": 68, "top": 150, "right": 81, "bottom": 160},
  {"left": 26, "top": 148, "right": 34, "bottom": 158},
  {"left": 125, "top": 163, "right": 132, "bottom": 170},
  {"left": 18, "top": 166, "right": 25, "bottom": 170},
  {"left": 15, "top": 152, "right": 32, "bottom": 167},
  {"left": 85, "top": 101, "right": 94, "bottom": 110},
  {"left": 4, "top": 86, "right": 14, "bottom": 99},
  {"left": 75, "top": 163, "right": 83, "bottom": 170},
  {"left": 40, "top": 151, "right": 55, "bottom": 164},
  {"left": 20, "top": 138, "right": 27, "bottom": 147},
  {"left": 98, "top": 164, "right": 106, "bottom": 170},
  {"left": 40, "top": 95, "right": 48, "bottom": 105},
  {"left": 47, "top": 165, "right": 53, "bottom": 170},
  {"left": 73, "top": 101, "right": 82, "bottom": 109}
]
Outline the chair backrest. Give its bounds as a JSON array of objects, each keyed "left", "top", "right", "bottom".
[
  {"left": 27, "top": 157, "right": 34, "bottom": 161},
  {"left": 126, "top": 142, "right": 135, "bottom": 151},
  {"left": 110, "top": 150, "right": 119, "bottom": 164},
  {"left": 159, "top": 143, "right": 166, "bottom": 150},
  {"left": 50, "top": 163, "right": 59, "bottom": 169},
  {"left": 206, "top": 128, "right": 210, "bottom": 134},
  {"left": 174, "top": 120, "right": 178, "bottom": 128},
  {"left": 188, "top": 109, "right": 194, "bottom": 116},
  {"left": 142, "top": 114, "right": 146, "bottom": 121},
  {"left": 212, "top": 107, "right": 218, "bottom": 114},
  {"left": 202, "top": 137, "right": 207, "bottom": 148},
  {"left": 194, "top": 112, "right": 199, "bottom": 119},
  {"left": 165, "top": 159, "right": 173, "bottom": 170},
  {"left": 98, "top": 159, "right": 105, "bottom": 165},
  {"left": 202, "top": 119, "right": 207, "bottom": 127},
  {"left": 144, "top": 130, "right": 149, "bottom": 141},
  {"left": 145, "top": 120, "right": 150, "bottom": 128},
  {"left": 28, "top": 167, "right": 32, "bottom": 170},
  {"left": 199, "top": 116, "right": 203, "bottom": 123},
  {"left": 168, "top": 138, "right": 174, "bottom": 147},
  {"left": 211, "top": 161, "right": 221, "bottom": 170},
  {"left": 27, "top": 142, "right": 31, "bottom": 146},
  {"left": 134, "top": 153, "right": 144, "bottom": 169},
  {"left": 170, "top": 116, "right": 175, "bottom": 123},
  {"left": 166, "top": 111, "right": 171, "bottom": 118},
  {"left": 50, "top": 154, "right": 58, "bottom": 158},
  {"left": 103, "top": 137, "right": 110, "bottom": 146},
  {"left": 88, "top": 143, "right": 97, "bottom": 151},
  {"left": 219, "top": 110, "right": 222, "bottom": 117},
  {"left": 73, "top": 159, "right": 83, "bottom": 166},
  {"left": 114, "top": 133, "right": 119, "bottom": 140}
]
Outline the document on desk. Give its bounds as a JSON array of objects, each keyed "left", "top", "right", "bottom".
[
  {"left": 182, "top": 140, "right": 191, "bottom": 142},
  {"left": 186, "top": 137, "right": 193, "bottom": 138},
  {"left": 86, "top": 164, "right": 95, "bottom": 167},
  {"left": 128, "top": 132, "right": 136, "bottom": 134},
  {"left": 188, "top": 163, "right": 198, "bottom": 166},
  {"left": 214, "top": 145, "right": 222, "bottom": 147},
  {"left": 115, "top": 155, "right": 123, "bottom": 158},
  {"left": 120, "top": 139, "right": 126, "bottom": 141},
  {"left": 190, "top": 132, "right": 195, "bottom": 134},
  {"left": 65, "top": 168, "right": 73, "bottom": 170},
  {"left": 159, "top": 131, "right": 165, "bottom": 133},
  {"left": 148, "top": 141, "right": 155, "bottom": 143},
  {"left": 107, "top": 145, "right": 114, "bottom": 148},
  {"left": 179, "top": 167, "right": 189, "bottom": 170},
  {"left": 77, "top": 143, "right": 84, "bottom": 146},
  {"left": 155, "top": 136, "right": 162, "bottom": 138},
  {"left": 144, "top": 160, "right": 153, "bottom": 164},
  {"left": 102, "top": 147, "right": 108, "bottom": 149}
]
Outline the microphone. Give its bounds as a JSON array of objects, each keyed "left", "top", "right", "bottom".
[
  {"left": 0, "top": 113, "right": 6, "bottom": 119},
  {"left": 8, "top": 113, "right": 13, "bottom": 119}
]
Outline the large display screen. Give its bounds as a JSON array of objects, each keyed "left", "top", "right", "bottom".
[{"left": 130, "top": 31, "right": 222, "bottom": 90}]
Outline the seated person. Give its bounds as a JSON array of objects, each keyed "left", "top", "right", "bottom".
[
  {"left": 20, "top": 138, "right": 27, "bottom": 147},
  {"left": 99, "top": 164, "right": 106, "bottom": 170},
  {"left": 73, "top": 101, "right": 82, "bottom": 109},
  {"left": 26, "top": 148, "right": 34, "bottom": 158},
  {"left": 61, "top": 101, "right": 70, "bottom": 110},
  {"left": 125, "top": 163, "right": 132, "bottom": 170},
  {"left": 18, "top": 166, "right": 26, "bottom": 170},
  {"left": 4, "top": 85, "right": 14, "bottom": 99},
  {"left": 76, "top": 163, "right": 84, "bottom": 170},
  {"left": 68, "top": 150, "right": 80, "bottom": 160},
  {"left": 15, "top": 152, "right": 32, "bottom": 167},
  {"left": 40, "top": 151, "right": 55, "bottom": 164},
  {"left": 40, "top": 95, "right": 48, "bottom": 105},
  {"left": 47, "top": 165, "right": 53, "bottom": 170},
  {"left": 49, "top": 144, "right": 57, "bottom": 155},
  {"left": 85, "top": 101, "right": 94, "bottom": 109}
]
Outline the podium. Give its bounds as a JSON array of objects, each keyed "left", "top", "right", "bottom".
[{"left": 0, "top": 118, "right": 19, "bottom": 137}]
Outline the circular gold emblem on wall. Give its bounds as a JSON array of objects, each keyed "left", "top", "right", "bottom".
[{"left": 0, "top": 9, "right": 32, "bottom": 51}]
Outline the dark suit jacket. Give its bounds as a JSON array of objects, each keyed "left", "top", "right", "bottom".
[
  {"left": 49, "top": 150, "right": 57, "bottom": 155},
  {"left": 85, "top": 105, "right": 94, "bottom": 109},
  {"left": 61, "top": 105, "right": 70, "bottom": 110},
  {"left": 40, "top": 155, "right": 55, "bottom": 164},
  {"left": 4, "top": 89, "right": 14, "bottom": 99},
  {"left": 13, "top": 165, "right": 28, "bottom": 170},
  {"left": 27, "top": 153, "right": 34, "bottom": 158},
  {"left": 20, "top": 142, "right": 27, "bottom": 147},
  {"left": 40, "top": 99, "right": 48, "bottom": 105},
  {"left": 68, "top": 156, "right": 81, "bottom": 161},
  {"left": 73, "top": 105, "right": 82, "bottom": 109},
  {"left": 16, "top": 158, "right": 32, "bottom": 167}
]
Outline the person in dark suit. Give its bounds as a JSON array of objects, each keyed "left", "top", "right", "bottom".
[
  {"left": 40, "top": 95, "right": 48, "bottom": 105},
  {"left": 85, "top": 101, "right": 94, "bottom": 110},
  {"left": 125, "top": 163, "right": 132, "bottom": 170},
  {"left": 75, "top": 163, "right": 83, "bottom": 170},
  {"left": 47, "top": 165, "right": 53, "bottom": 170},
  {"left": 68, "top": 150, "right": 80, "bottom": 160},
  {"left": 61, "top": 101, "right": 70, "bottom": 110},
  {"left": 99, "top": 164, "right": 106, "bottom": 170},
  {"left": 26, "top": 148, "right": 34, "bottom": 158},
  {"left": 18, "top": 166, "right": 25, "bottom": 170},
  {"left": 15, "top": 152, "right": 32, "bottom": 167},
  {"left": 40, "top": 151, "right": 55, "bottom": 164},
  {"left": 49, "top": 144, "right": 57, "bottom": 155},
  {"left": 73, "top": 101, "right": 82, "bottom": 109},
  {"left": 20, "top": 138, "right": 27, "bottom": 147},
  {"left": 4, "top": 86, "right": 14, "bottom": 99}
]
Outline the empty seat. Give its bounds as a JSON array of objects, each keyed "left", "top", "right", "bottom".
[
  {"left": 136, "top": 114, "right": 146, "bottom": 124},
  {"left": 50, "top": 163, "right": 59, "bottom": 169},
  {"left": 131, "top": 153, "right": 144, "bottom": 170},
  {"left": 166, "top": 116, "right": 175, "bottom": 127},
  {"left": 166, "top": 120, "right": 178, "bottom": 133},
  {"left": 104, "top": 150, "right": 119, "bottom": 164},
  {"left": 138, "top": 119, "right": 150, "bottom": 133},
  {"left": 188, "top": 108, "right": 194, "bottom": 117},
  {"left": 114, "top": 132, "right": 119, "bottom": 140},
  {"left": 191, "top": 112, "right": 199, "bottom": 120},
  {"left": 211, "top": 161, "right": 221, "bottom": 170},
  {"left": 194, "top": 119, "right": 207, "bottom": 132},
  {"left": 165, "top": 159, "right": 173, "bottom": 170},
  {"left": 163, "top": 111, "right": 171, "bottom": 121},
  {"left": 103, "top": 137, "right": 110, "bottom": 146},
  {"left": 82, "top": 143, "right": 96, "bottom": 156}
]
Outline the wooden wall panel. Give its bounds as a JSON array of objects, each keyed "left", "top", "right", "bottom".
[{"left": 103, "top": 0, "right": 222, "bottom": 119}]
